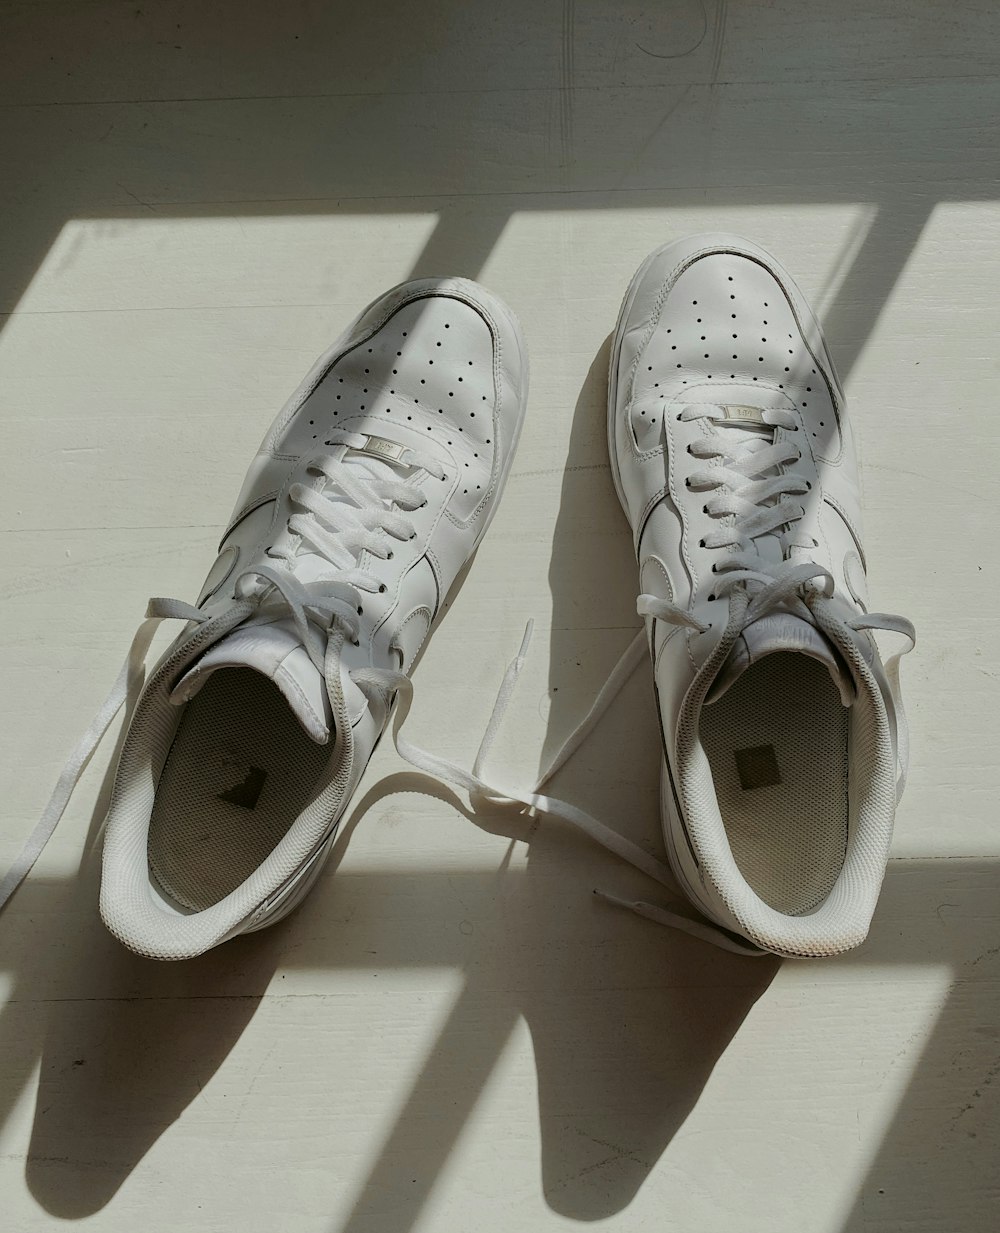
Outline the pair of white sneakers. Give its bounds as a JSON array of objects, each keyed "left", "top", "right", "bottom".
[{"left": 2, "top": 235, "right": 913, "bottom": 961}]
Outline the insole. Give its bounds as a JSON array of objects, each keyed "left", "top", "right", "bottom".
[
  {"left": 149, "top": 668, "right": 330, "bottom": 912},
  {"left": 699, "top": 653, "right": 849, "bottom": 915}
]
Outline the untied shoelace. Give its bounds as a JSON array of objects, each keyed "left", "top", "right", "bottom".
[{"left": 0, "top": 415, "right": 915, "bottom": 954}]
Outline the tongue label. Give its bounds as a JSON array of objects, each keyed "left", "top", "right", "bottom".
[
  {"left": 712, "top": 404, "right": 767, "bottom": 426},
  {"left": 353, "top": 434, "right": 409, "bottom": 463},
  {"left": 734, "top": 744, "right": 782, "bottom": 790}
]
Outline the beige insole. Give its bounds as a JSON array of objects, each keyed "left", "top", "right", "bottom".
[
  {"left": 700, "top": 653, "right": 849, "bottom": 915},
  {"left": 148, "top": 669, "right": 330, "bottom": 912}
]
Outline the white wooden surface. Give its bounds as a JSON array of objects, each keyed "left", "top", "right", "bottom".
[{"left": 0, "top": 3, "right": 997, "bottom": 1230}]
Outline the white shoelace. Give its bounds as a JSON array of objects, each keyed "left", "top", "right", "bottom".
[
  {"left": 0, "top": 432, "right": 441, "bottom": 912},
  {"left": 1, "top": 420, "right": 915, "bottom": 958},
  {"left": 241, "top": 429, "right": 447, "bottom": 671},
  {"left": 383, "top": 564, "right": 914, "bottom": 957},
  {"left": 680, "top": 404, "right": 814, "bottom": 585},
  {"left": 1, "top": 574, "right": 912, "bottom": 955}
]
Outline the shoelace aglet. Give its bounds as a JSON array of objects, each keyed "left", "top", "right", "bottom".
[
  {"left": 516, "top": 618, "right": 534, "bottom": 665},
  {"left": 593, "top": 888, "right": 767, "bottom": 957}
]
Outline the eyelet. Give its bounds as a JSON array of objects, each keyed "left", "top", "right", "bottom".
[
  {"left": 386, "top": 551, "right": 394, "bottom": 560},
  {"left": 707, "top": 594, "right": 716, "bottom": 602},
  {"left": 351, "top": 638, "right": 360, "bottom": 647},
  {"left": 357, "top": 605, "right": 363, "bottom": 615},
  {"left": 698, "top": 538, "right": 706, "bottom": 548},
  {"left": 378, "top": 584, "right": 387, "bottom": 593}
]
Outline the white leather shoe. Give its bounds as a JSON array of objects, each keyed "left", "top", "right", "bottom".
[
  {"left": 608, "top": 235, "right": 913, "bottom": 958},
  {"left": 4, "top": 278, "right": 527, "bottom": 959}
]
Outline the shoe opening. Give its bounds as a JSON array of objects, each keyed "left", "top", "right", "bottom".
[
  {"left": 699, "top": 651, "right": 849, "bottom": 915},
  {"left": 148, "top": 668, "right": 331, "bottom": 912}
]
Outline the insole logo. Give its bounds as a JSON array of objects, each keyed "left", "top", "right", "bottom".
[
  {"left": 217, "top": 764, "right": 268, "bottom": 809},
  {"left": 734, "top": 744, "right": 782, "bottom": 790}
]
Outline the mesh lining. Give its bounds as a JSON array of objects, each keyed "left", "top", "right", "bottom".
[
  {"left": 148, "top": 668, "right": 330, "bottom": 912},
  {"left": 672, "top": 593, "right": 896, "bottom": 957},
  {"left": 699, "top": 653, "right": 848, "bottom": 915},
  {"left": 100, "top": 604, "right": 359, "bottom": 961}
]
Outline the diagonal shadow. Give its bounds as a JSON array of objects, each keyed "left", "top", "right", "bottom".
[{"left": 0, "top": 1, "right": 997, "bottom": 1229}]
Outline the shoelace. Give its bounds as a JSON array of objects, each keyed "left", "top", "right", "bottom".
[
  {"left": 0, "top": 431, "right": 443, "bottom": 911},
  {"left": 1, "top": 572, "right": 913, "bottom": 954},
  {"left": 680, "top": 404, "right": 814, "bottom": 585},
  {"left": 242, "top": 428, "right": 447, "bottom": 669},
  {"left": 1, "top": 428, "right": 915, "bottom": 956},
  {"left": 383, "top": 565, "right": 914, "bottom": 957}
]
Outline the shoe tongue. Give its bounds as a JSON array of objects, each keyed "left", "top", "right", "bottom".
[
  {"left": 170, "top": 620, "right": 332, "bottom": 743},
  {"left": 706, "top": 612, "right": 855, "bottom": 707}
]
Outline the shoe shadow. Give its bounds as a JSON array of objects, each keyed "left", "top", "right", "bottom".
[
  {"left": 319, "top": 340, "right": 779, "bottom": 1233},
  {"left": 22, "top": 903, "right": 278, "bottom": 1217},
  {"left": 533, "top": 337, "right": 781, "bottom": 1216},
  {"left": 299, "top": 770, "right": 777, "bottom": 1233}
]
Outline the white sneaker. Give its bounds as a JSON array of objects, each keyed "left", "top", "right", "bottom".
[
  {"left": 607, "top": 234, "right": 913, "bottom": 957},
  {"left": 3, "top": 278, "right": 527, "bottom": 959}
]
